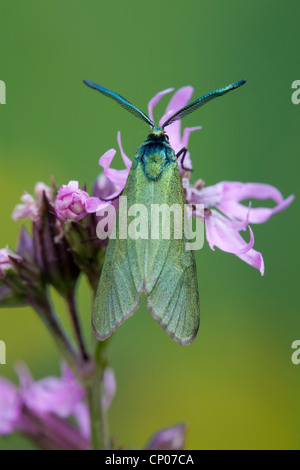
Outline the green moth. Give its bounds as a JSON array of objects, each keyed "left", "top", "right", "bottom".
[{"left": 84, "top": 79, "right": 246, "bottom": 345}]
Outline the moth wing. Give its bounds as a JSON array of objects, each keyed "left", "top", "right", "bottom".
[
  {"left": 92, "top": 160, "right": 146, "bottom": 340},
  {"left": 145, "top": 162, "right": 200, "bottom": 346}
]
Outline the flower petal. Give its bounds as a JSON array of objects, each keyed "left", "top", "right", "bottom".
[
  {"left": 117, "top": 131, "right": 132, "bottom": 170},
  {"left": 160, "top": 87, "right": 194, "bottom": 125},
  {"left": 148, "top": 88, "right": 174, "bottom": 124},
  {"left": 0, "top": 378, "right": 22, "bottom": 435},
  {"left": 145, "top": 423, "right": 186, "bottom": 450},
  {"left": 85, "top": 197, "right": 110, "bottom": 214},
  {"left": 205, "top": 209, "right": 254, "bottom": 255},
  {"left": 217, "top": 194, "right": 295, "bottom": 224},
  {"left": 23, "top": 365, "right": 84, "bottom": 418},
  {"left": 102, "top": 368, "right": 116, "bottom": 410},
  {"left": 99, "top": 148, "right": 130, "bottom": 189},
  {"left": 181, "top": 126, "right": 202, "bottom": 148},
  {"left": 237, "top": 248, "right": 265, "bottom": 276}
]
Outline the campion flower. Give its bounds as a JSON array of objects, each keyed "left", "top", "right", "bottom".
[
  {"left": 89, "top": 86, "right": 294, "bottom": 275},
  {"left": 183, "top": 179, "right": 294, "bottom": 275},
  {"left": 0, "top": 363, "right": 116, "bottom": 449},
  {"left": 55, "top": 181, "right": 91, "bottom": 222},
  {"left": 12, "top": 182, "right": 54, "bottom": 222},
  {"left": 55, "top": 180, "right": 111, "bottom": 223},
  {"left": 0, "top": 248, "right": 20, "bottom": 277}
]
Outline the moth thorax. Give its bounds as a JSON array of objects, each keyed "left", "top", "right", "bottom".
[{"left": 143, "top": 152, "right": 165, "bottom": 180}]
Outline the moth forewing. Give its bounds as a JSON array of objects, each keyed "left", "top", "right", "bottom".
[
  {"left": 145, "top": 161, "right": 200, "bottom": 345},
  {"left": 92, "top": 164, "right": 144, "bottom": 340}
]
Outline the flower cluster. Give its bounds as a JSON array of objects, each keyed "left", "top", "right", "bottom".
[
  {"left": 0, "top": 364, "right": 115, "bottom": 449},
  {"left": 0, "top": 85, "right": 294, "bottom": 450},
  {"left": 0, "top": 363, "right": 185, "bottom": 450}
]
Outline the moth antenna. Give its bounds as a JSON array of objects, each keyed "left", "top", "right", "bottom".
[
  {"left": 162, "top": 80, "right": 246, "bottom": 128},
  {"left": 84, "top": 80, "right": 155, "bottom": 128}
]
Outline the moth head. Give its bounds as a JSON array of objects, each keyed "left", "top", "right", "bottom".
[{"left": 148, "top": 127, "right": 169, "bottom": 143}]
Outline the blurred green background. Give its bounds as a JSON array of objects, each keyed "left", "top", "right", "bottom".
[{"left": 0, "top": 0, "right": 299, "bottom": 450}]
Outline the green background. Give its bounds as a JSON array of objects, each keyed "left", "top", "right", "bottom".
[{"left": 0, "top": 0, "right": 299, "bottom": 450}]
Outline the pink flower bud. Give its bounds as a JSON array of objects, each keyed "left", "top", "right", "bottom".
[{"left": 55, "top": 181, "right": 90, "bottom": 222}]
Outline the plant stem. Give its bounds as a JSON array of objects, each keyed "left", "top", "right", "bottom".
[
  {"left": 85, "top": 375, "right": 106, "bottom": 450},
  {"left": 32, "top": 292, "right": 79, "bottom": 373},
  {"left": 67, "top": 289, "right": 89, "bottom": 362},
  {"left": 84, "top": 335, "right": 112, "bottom": 450}
]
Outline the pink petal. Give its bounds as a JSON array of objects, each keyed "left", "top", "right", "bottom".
[
  {"left": 74, "top": 402, "right": 90, "bottom": 439},
  {"left": 160, "top": 86, "right": 194, "bottom": 124},
  {"left": 217, "top": 194, "right": 295, "bottom": 224},
  {"left": 181, "top": 126, "right": 202, "bottom": 148},
  {"left": 65, "top": 181, "right": 79, "bottom": 193},
  {"left": 99, "top": 148, "right": 117, "bottom": 171},
  {"left": 23, "top": 366, "right": 84, "bottom": 418},
  {"left": 117, "top": 131, "right": 132, "bottom": 170},
  {"left": 105, "top": 168, "right": 129, "bottom": 189},
  {"left": 159, "top": 87, "right": 194, "bottom": 152},
  {"left": 148, "top": 88, "right": 174, "bottom": 124},
  {"left": 0, "top": 378, "right": 22, "bottom": 434},
  {"left": 99, "top": 147, "right": 130, "bottom": 189},
  {"left": 145, "top": 423, "right": 186, "bottom": 450},
  {"left": 205, "top": 210, "right": 254, "bottom": 255},
  {"left": 85, "top": 198, "right": 111, "bottom": 214},
  {"left": 102, "top": 368, "right": 116, "bottom": 410},
  {"left": 238, "top": 248, "right": 265, "bottom": 276},
  {"left": 165, "top": 120, "right": 182, "bottom": 152},
  {"left": 221, "top": 182, "right": 285, "bottom": 204}
]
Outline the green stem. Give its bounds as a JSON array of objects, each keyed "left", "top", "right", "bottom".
[
  {"left": 86, "top": 377, "right": 105, "bottom": 450},
  {"left": 66, "top": 289, "right": 89, "bottom": 362},
  {"left": 84, "top": 336, "right": 111, "bottom": 450},
  {"left": 32, "top": 292, "right": 79, "bottom": 373}
]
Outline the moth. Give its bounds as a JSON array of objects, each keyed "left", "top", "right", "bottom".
[{"left": 84, "top": 79, "right": 246, "bottom": 345}]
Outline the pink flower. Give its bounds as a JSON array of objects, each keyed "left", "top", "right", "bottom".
[
  {"left": 0, "top": 363, "right": 116, "bottom": 448},
  {"left": 54, "top": 181, "right": 90, "bottom": 221},
  {"left": 0, "top": 248, "right": 20, "bottom": 277},
  {"left": 184, "top": 179, "right": 294, "bottom": 275},
  {"left": 0, "top": 378, "right": 21, "bottom": 434},
  {"left": 55, "top": 181, "right": 111, "bottom": 221},
  {"left": 20, "top": 363, "right": 84, "bottom": 418},
  {"left": 12, "top": 182, "right": 54, "bottom": 222}
]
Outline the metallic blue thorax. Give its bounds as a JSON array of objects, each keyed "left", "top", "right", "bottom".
[{"left": 135, "top": 132, "right": 176, "bottom": 181}]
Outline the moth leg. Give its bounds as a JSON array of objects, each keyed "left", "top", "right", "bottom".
[{"left": 176, "top": 147, "right": 192, "bottom": 172}]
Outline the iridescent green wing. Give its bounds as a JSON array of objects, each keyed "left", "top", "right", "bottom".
[
  {"left": 92, "top": 160, "right": 145, "bottom": 340},
  {"left": 144, "top": 162, "right": 200, "bottom": 346}
]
